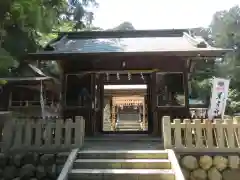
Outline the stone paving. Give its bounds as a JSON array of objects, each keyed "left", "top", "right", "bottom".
[{"left": 83, "top": 134, "right": 163, "bottom": 150}]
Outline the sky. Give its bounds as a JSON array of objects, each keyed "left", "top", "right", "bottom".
[{"left": 92, "top": 0, "right": 240, "bottom": 30}]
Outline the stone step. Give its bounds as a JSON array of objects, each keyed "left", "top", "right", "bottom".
[
  {"left": 116, "top": 129, "right": 142, "bottom": 131},
  {"left": 116, "top": 128, "right": 141, "bottom": 130},
  {"left": 77, "top": 150, "right": 168, "bottom": 159},
  {"left": 117, "top": 123, "right": 141, "bottom": 126},
  {"left": 117, "top": 121, "right": 141, "bottom": 124},
  {"left": 69, "top": 169, "right": 175, "bottom": 180},
  {"left": 119, "top": 114, "right": 140, "bottom": 119},
  {"left": 73, "top": 159, "right": 171, "bottom": 169},
  {"left": 116, "top": 124, "right": 141, "bottom": 127},
  {"left": 116, "top": 125, "right": 141, "bottom": 129},
  {"left": 102, "top": 127, "right": 111, "bottom": 129}
]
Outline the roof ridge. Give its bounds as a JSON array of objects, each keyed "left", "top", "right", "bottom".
[
  {"left": 58, "top": 29, "right": 188, "bottom": 39},
  {"left": 27, "top": 64, "right": 47, "bottom": 77},
  {"left": 183, "top": 32, "right": 207, "bottom": 48}
]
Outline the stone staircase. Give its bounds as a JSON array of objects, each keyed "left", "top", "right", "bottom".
[
  {"left": 67, "top": 150, "right": 184, "bottom": 180},
  {"left": 116, "top": 120, "right": 142, "bottom": 131}
]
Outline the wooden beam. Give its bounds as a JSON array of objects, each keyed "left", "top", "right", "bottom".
[
  {"left": 112, "top": 96, "right": 145, "bottom": 106},
  {"left": 58, "top": 56, "right": 186, "bottom": 73},
  {"left": 103, "top": 73, "right": 147, "bottom": 85},
  {"left": 25, "top": 50, "right": 228, "bottom": 62},
  {"left": 101, "top": 70, "right": 155, "bottom": 74},
  {"left": 104, "top": 90, "right": 146, "bottom": 96},
  {"left": 57, "top": 29, "right": 188, "bottom": 39},
  {"left": 104, "top": 80, "right": 146, "bottom": 85}
]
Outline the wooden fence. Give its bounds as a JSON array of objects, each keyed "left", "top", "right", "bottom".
[
  {"left": 0, "top": 116, "right": 85, "bottom": 152},
  {"left": 163, "top": 116, "right": 240, "bottom": 152}
]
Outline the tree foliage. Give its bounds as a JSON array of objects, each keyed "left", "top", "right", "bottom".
[
  {"left": 0, "top": 0, "right": 97, "bottom": 76},
  {"left": 111, "top": 22, "right": 135, "bottom": 31},
  {"left": 1, "top": 1, "right": 240, "bottom": 113},
  {"left": 191, "top": 5, "right": 240, "bottom": 113}
]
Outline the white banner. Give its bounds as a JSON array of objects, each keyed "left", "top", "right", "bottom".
[{"left": 208, "top": 77, "right": 230, "bottom": 120}]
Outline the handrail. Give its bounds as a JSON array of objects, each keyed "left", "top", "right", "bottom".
[
  {"left": 167, "top": 149, "right": 185, "bottom": 180},
  {"left": 57, "top": 148, "right": 79, "bottom": 180}
]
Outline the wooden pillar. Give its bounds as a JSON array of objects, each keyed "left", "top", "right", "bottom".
[
  {"left": 142, "top": 99, "right": 146, "bottom": 130},
  {"left": 184, "top": 60, "right": 189, "bottom": 109},
  {"left": 111, "top": 98, "right": 116, "bottom": 131},
  {"left": 60, "top": 73, "right": 66, "bottom": 117},
  {"left": 146, "top": 77, "right": 151, "bottom": 132},
  {"left": 151, "top": 72, "right": 158, "bottom": 136},
  {"left": 98, "top": 74, "right": 104, "bottom": 132},
  {"left": 145, "top": 94, "right": 148, "bottom": 130},
  {"left": 91, "top": 73, "right": 97, "bottom": 135}
]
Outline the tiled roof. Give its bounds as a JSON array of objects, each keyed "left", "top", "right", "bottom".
[
  {"left": 25, "top": 30, "right": 231, "bottom": 59},
  {"left": 49, "top": 32, "right": 224, "bottom": 53}
]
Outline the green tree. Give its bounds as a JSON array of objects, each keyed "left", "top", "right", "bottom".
[
  {"left": 111, "top": 22, "right": 135, "bottom": 31},
  {"left": 191, "top": 5, "right": 240, "bottom": 113},
  {"left": 0, "top": 0, "right": 97, "bottom": 76},
  {"left": 189, "top": 28, "right": 215, "bottom": 100},
  {"left": 210, "top": 5, "right": 240, "bottom": 84}
]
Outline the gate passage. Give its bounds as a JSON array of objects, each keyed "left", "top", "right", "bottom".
[{"left": 111, "top": 96, "right": 147, "bottom": 131}]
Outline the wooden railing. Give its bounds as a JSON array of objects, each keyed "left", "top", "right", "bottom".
[
  {"left": 1, "top": 116, "right": 85, "bottom": 152},
  {"left": 163, "top": 116, "right": 240, "bottom": 152}
]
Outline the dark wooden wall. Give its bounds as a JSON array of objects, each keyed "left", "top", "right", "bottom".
[
  {"left": 62, "top": 56, "right": 190, "bottom": 137},
  {"left": 0, "top": 84, "right": 10, "bottom": 110},
  {"left": 60, "top": 55, "right": 185, "bottom": 73},
  {"left": 63, "top": 74, "right": 95, "bottom": 136}
]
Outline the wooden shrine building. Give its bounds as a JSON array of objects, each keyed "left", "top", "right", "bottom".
[
  {"left": 0, "top": 63, "right": 60, "bottom": 116},
  {"left": 24, "top": 29, "right": 229, "bottom": 136}
]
